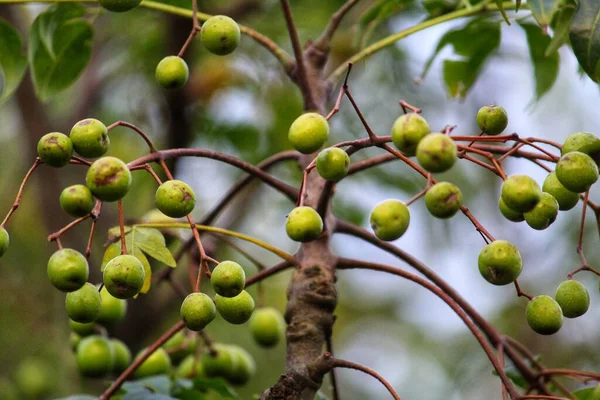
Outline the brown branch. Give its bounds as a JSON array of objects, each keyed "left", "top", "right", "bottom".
[
  {"left": 326, "top": 335, "right": 340, "bottom": 400},
  {"left": 313, "top": 0, "right": 362, "bottom": 51},
  {"left": 107, "top": 121, "right": 158, "bottom": 152},
  {"left": 47, "top": 215, "right": 92, "bottom": 242},
  {"left": 245, "top": 260, "right": 294, "bottom": 287},
  {"left": 1, "top": 158, "right": 42, "bottom": 227},
  {"left": 118, "top": 200, "right": 128, "bottom": 255}
]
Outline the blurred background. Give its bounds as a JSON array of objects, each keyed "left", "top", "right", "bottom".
[{"left": 1, "top": 0, "right": 599, "bottom": 399}]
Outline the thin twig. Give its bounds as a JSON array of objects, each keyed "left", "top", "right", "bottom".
[{"left": 1, "top": 158, "right": 42, "bottom": 227}]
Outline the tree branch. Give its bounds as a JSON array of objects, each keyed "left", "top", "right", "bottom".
[{"left": 313, "top": 0, "right": 362, "bottom": 51}]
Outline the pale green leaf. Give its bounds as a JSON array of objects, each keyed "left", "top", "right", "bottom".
[
  {"left": 545, "top": 0, "right": 576, "bottom": 55},
  {"left": 529, "top": 0, "right": 561, "bottom": 29},
  {"left": 520, "top": 23, "right": 560, "bottom": 99},
  {"left": 0, "top": 18, "right": 27, "bottom": 103}
]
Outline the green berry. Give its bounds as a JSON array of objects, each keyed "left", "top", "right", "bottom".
[
  {"left": 70, "top": 118, "right": 109, "bottom": 158},
  {"left": 97, "top": 285, "right": 127, "bottom": 325},
  {"left": 86, "top": 156, "right": 132, "bottom": 202},
  {"left": 498, "top": 197, "right": 524, "bottom": 222},
  {"left": 227, "top": 345, "right": 255, "bottom": 385},
  {"left": 98, "top": 0, "right": 141, "bottom": 12},
  {"left": 60, "top": 184, "right": 95, "bottom": 218},
  {"left": 416, "top": 133, "right": 457, "bottom": 173},
  {"left": 523, "top": 192, "right": 559, "bottom": 230},
  {"left": 70, "top": 332, "right": 82, "bottom": 352},
  {"left": 111, "top": 339, "right": 131, "bottom": 374},
  {"left": 37, "top": 132, "right": 73, "bottom": 167},
  {"left": 555, "top": 280, "right": 589, "bottom": 318},
  {"left": 391, "top": 113, "right": 431, "bottom": 156},
  {"left": 47, "top": 248, "right": 89, "bottom": 292},
  {"left": 424, "top": 182, "right": 463, "bottom": 219},
  {"left": 69, "top": 320, "right": 95, "bottom": 336},
  {"left": 478, "top": 240, "right": 522, "bottom": 286},
  {"left": 155, "top": 56, "right": 189, "bottom": 89},
  {"left": 103, "top": 255, "right": 146, "bottom": 299},
  {"left": 526, "top": 295, "right": 563, "bottom": 335},
  {"left": 370, "top": 199, "right": 410, "bottom": 241},
  {"left": 316, "top": 147, "right": 350, "bottom": 181},
  {"left": 180, "top": 292, "right": 217, "bottom": 331},
  {"left": 211, "top": 261, "right": 246, "bottom": 298},
  {"left": 155, "top": 179, "right": 196, "bottom": 218},
  {"left": 15, "top": 358, "right": 53, "bottom": 399},
  {"left": 500, "top": 174, "right": 541, "bottom": 213},
  {"left": 0, "top": 227, "right": 9, "bottom": 258},
  {"left": 201, "top": 16, "right": 241, "bottom": 56},
  {"left": 65, "top": 282, "right": 102, "bottom": 323},
  {"left": 249, "top": 307, "right": 285, "bottom": 348},
  {"left": 134, "top": 348, "right": 172, "bottom": 378},
  {"left": 288, "top": 113, "right": 329, "bottom": 154},
  {"left": 76, "top": 335, "right": 113, "bottom": 378},
  {"left": 202, "top": 344, "right": 236, "bottom": 378},
  {"left": 285, "top": 206, "right": 323, "bottom": 242},
  {"left": 176, "top": 355, "right": 205, "bottom": 378},
  {"left": 476, "top": 105, "right": 508, "bottom": 135},
  {"left": 556, "top": 151, "right": 599, "bottom": 193},
  {"left": 215, "top": 290, "right": 255, "bottom": 325},
  {"left": 164, "top": 332, "right": 197, "bottom": 365},
  {"left": 542, "top": 172, "right": 579, "bottom": 211},
  {"left": 561, "top": 132, "right": 600, "bottom": 159}
]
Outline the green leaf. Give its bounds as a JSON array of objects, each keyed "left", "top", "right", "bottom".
[
  {"left": 529, "top": 0, "right": 561, "bottom": 29},
  {"left": 192, "top": 378, "right": 239, "bottom": 399},
  {"left": 0, "top": 19, "right": 27, "bottom": 103},
  {"left": 569, "top": 0, "right": 600, "bottom": 82},
  {"left": 516, "top": 0, "right": 522, "bottom": 12},
  {"left": 422, "top": 0, "right": 459, "bottom": 17},
  {"left": 108, "top": 226, "right": 176, "bottom": 267},
  {"left": 519, "top": 23, "right": 560, "bottom": 100},
  {"left": 28, "top": 4, "right": 93, "bottom": 101},
  {"left": 56, "top": 396, "right": 97, "bottom": 400},
  {"left": 545, "top": 0, "right": 576, "bottom": 55},
  {"left": 495, "top": 0, "right": 511, "bottom": 24},
  {"left": 123, "top": 376, "right": 172, "bottom": 395},
  {"left": 121, "top": 390, "right": 177, "bottom": 400},
  {"left": 573, "top": 387, "right": 595, "bottom": 400}
]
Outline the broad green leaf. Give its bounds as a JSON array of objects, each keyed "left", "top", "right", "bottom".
[
  {"left": 573, "top": 387, "right": 595, "bottom": 400},
  {"left": 495, "top": 0, "right": 511, "bottom": 24},
  {"left": 101, "top": 242, "right": 121, "bottom": 272},
  {"left": 28, "top": 4, "right": 93, "bottom": 101},
  {"left": 545, "top": 0, "right": 576, "bottom": 55},
  {"left": 0, "top": 19, "right": 27, "bottom": 103},
  {"left": 170, "top": 387, "right": 207, "bottom": 399},
  {"left": 108, "top": 226, "right": 176, "bottom": 267},
  {"left": 123, "top": 376, "right": 172, "bottom": 395},
  {"left": 520, "top": 23, "right": 560, "bottom": 99},
  {"left": 569, "top": 0, "right": 600, "bottom": 82},
  {"left": 192, "top": 378, "right": 239, "bottom": 399},
  {"left": 529, "top": 0, "right": 561, "bottom": 29},
  {"left": 121, "top": 389, "right": 176, "bottom": 400}
]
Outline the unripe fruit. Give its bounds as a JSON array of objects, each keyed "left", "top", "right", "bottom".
[
  {"left": 69, "top": 319, "right": 95, "bottom": 336},
  {"left": 99, "top": 0, "right": 141, "bottom": 12},
  {"left": 526, "top": 295, "right": 563, "bottom": 335},
  {"left": 211, "top": 261, "right": 246, "bottom": 298},
  {"left": 155, "top": 180, "right": 196, "bottom": 218},
  {"left": 97, "top": 285, "right": 127, "bottom": 325},
  {"left": 201, "top": 16, "right": 241, "bottom": 56},
  {"left": 288, "top": 113, "right": 329, "bottom": 154},
  {"left": 176, "top": 355, "right": 205, "bottom": 378},
  {"left": 524, "top": 192, "right": 559, "bottom": 230},
  {"left": 37, "top": 132, "right": 73, "bottom": 167},
  {"left": 249, "top": 307, "right": 285, "bottom": 348},
  {"left": 134, "top": 348, "right": 172, "bottom": 378},
  {"left": 155, "top": 56, "right": 189, "bottom": 89},
  {"left": 164, "top": 332, "right": 197, "bottom": 365},
  {"left": 0, "top": 227, "right": 9, "bottom": 258},
  {"left": 65, "top": 282, "right": 102, "bottom": 323},
  {"left": 556, "top": 151, "right": 599, "bottom": 193},
  {"left": 227, "top": 345, "right": 255, "bottom": 385},
  {"left": 76, "top": 335, "right": 113, "bottom": 377},
  {"left": 424, "top": 182, "right": 463, "bottom": 219},
  {"left": 561, "top": 132, "right": 600, "bottom": 159},
  {"left": 86, "top": 156, "right": 132, "bottom": 202},
  {"left": 500, "top": 174, "right": 541, "bottom": 212},
  {"left": 542, "top": 172, "right": 579, "bottom": 211},
  {"left": 70, "top": 118, "right": 109, "bottom": 158},
  {"left": 476, "top": 105, "right": 508, "bottom": 135},
  {"left": 478, "top": 240, "right": 522, "bottom": 286},
  {"left": 70, "top": 332, "right": 82, "bottom": 352},
  {"left": 215, "top": 290, "right": 255, "bottom": 324},
  {"left": 47, "top": 248, "right": 89, "bottom": 292},
  {"left": 202, "top": 344, "right": 236, "bottom": 378},
  {"left": 285, "top": 206, "right": 323, "bottom": 242},
  {"left": 416, "top": 133, "right": 457, "bottom": 173},
  {"left": 180, "top": 292, "right": 217, "bottom": 331},
  {"left": 498, "top": 198, "right": 524, "bottom": 222},
  {"left": 370, "top": 200, "right": 410, "bottom": 241},
  {"left": 555, "top": 280, "right": 589, "bottom": 318},
  {"left": 391, "top": 113, "right": 430, "bottom": 156},
  {"left": 111, "top": 339, "right": 131, "bottom": 374},
  {"left": 103, "top": 255, "right": 146, "bottom": 299},
  {"left": 60, "top": 185, "right": 95, "bottom": 218},
  {"left": 14, "top": 358, "right": 53, "bottom": 399},
  {"left": 316, "top": 147, "right": 350, "bottom": 181}
]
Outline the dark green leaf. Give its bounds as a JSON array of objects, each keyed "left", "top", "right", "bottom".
[
  {"left": 546, "top": 0, "right": 576, "bottom": 55},
  {"left": 0, "top": 18, "right": 27, "bottom": 103},
  {"left": 121, "top": 387, "right": 176, "bottom": 400},
  {"left": 28, "top": 4, "right": 93, "bottom": 101},
  {"left": 495, "top": 0, "right": 511, "bottom": 24},
  {"left": 520, "top": 23, "right": 560, "bottom": 99},
  {"left": 569, "top": 0, "right": 600, "bottom": 82},
  {"left": 422, "top": 0, "right": 459, "bottom": 17},
  {"left": 192, "top": 378, "right": 239, "bottom": 399},
  {"left": 529, "top": 0, "right": 561, "bottom": 29},
  {"left": 171, "top": 387, "right": 207, "bottom": 400},
  {"left": 55, "top": 396, "right": 97, "bottom": 400},
  {"left": 516, "top": 0, "right": 522, "bottom": 12},
  {"left": 122, "top": 375, "right": 172, "bottom": 395}
]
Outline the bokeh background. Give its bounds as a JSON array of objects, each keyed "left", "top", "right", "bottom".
[{"left": 1, "top": 0, "right": 600, "bottom": 399}]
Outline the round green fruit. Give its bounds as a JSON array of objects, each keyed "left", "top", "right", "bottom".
[
  {"left": 103, "top": 255, "right": 146, "bottom": 299},
  {"left": 288, "top": 113, "right": 329, "bottom": 154},
  {"left": 180, "top": 292, "right": 217, "bottom": 331},
  {"left": 60, "top": 184, "right": 95, "bottom": 218},
  {"left": 155, "top": 179, "right": 196, "bottom": 218},
  {"left": 134, "top": 348, "right": 172, "bottom": 378},
  {"left": 498, "top": 197, "right": 524, "bottom": 222},
  {"left": 155, "top": 56, "right": 189, "bottom": 89},
  {"left": 65, "top": 282, "right": 102, "bottom": 323},
  {"left": 555, "top": 280, "right": 589, "bottom": 319},
  {"left": 370, "top": 199, "right": 410, "bottom": 241},
  {"left": 14, "top": 358, "right": 53, "bottom": 399},
  {"left": 415, "top": 133, "right": 457, "bottom": 173},
  {"left": 70, "top": 118, "right": 109, "bottom": 158},
  {"left": 391, "top": 113, "right": 430, "bottom": 156},
  {"left": 215, "top": 290, "right": 255, "bottom": 325},
  {"left": 526, "top": 295, "right": 563, "bottom": 335},
  {"left": 201, "top": 15, "right": 241, "bottom": 56},
  {"left": 97, "top": 285, "right": 127, "bottom": 325},
  {"left": 285, "top": 206, "right": 323, "bottom": 242},
  {"left": 111, "top": 339, "right": 131, "bottom": 374},
  {"left": 202, "top": 344, "right": 236, "bottom": 378},
  {"left": 476, "top": 105, "right": 508, "bottom": 135},
  {"left": 86, "top": 156, "right": 132, "bottom": 202},
  {"left": 76, "top": 335, "right": 113, "bottom": 378},
  {"left": 316, "top": 147, "right": 350, "bottom": 181},
  {"left": 524, "top": 192, "right": 559, "bottom": 230},
  {"left": 478, "top": 240, "right": 522, "bottom": 286},
  {"left": 99, "top": 0, "right": 141, "bottom": 12},
  {"left": 0, "top": 227, "right": 9, "bottom": 258},
  {"left": 556, "top": 151, "right": 599, "bottom": 193},
  {"left": 47, "top": 248, "right": 89, "bottom": 292},
  {"left": 69, "top": 320, "right": 95, "bottom": 336},
  {"left": 542, "top": 172, "right": 579, "bottom": 211},
  {"left": 37, "top": 132, "right": 73, "bottom": 168},
  {"left": 70, "top": 332, "right": 82, "bottom": 352},
  {"left": 500, "top": 174, "right": 541, "bottom": 213},
  {"left": 424, "top": 182, "right": 463, "bottom": 219},
  {"left": 249, "top": 307, "right": 285, "bottom": 348},
  {"left": 211, "top": 261, "right": 246, "bottom": 298},
  {"left": 176, "top": 355, "right": 205, "bottom": 378},
  {"left": 227, "top": 346, "right": 255, "bottom": 385},
  {"left": 561, "top": 132, "right": 600, "bottom": 159}
]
